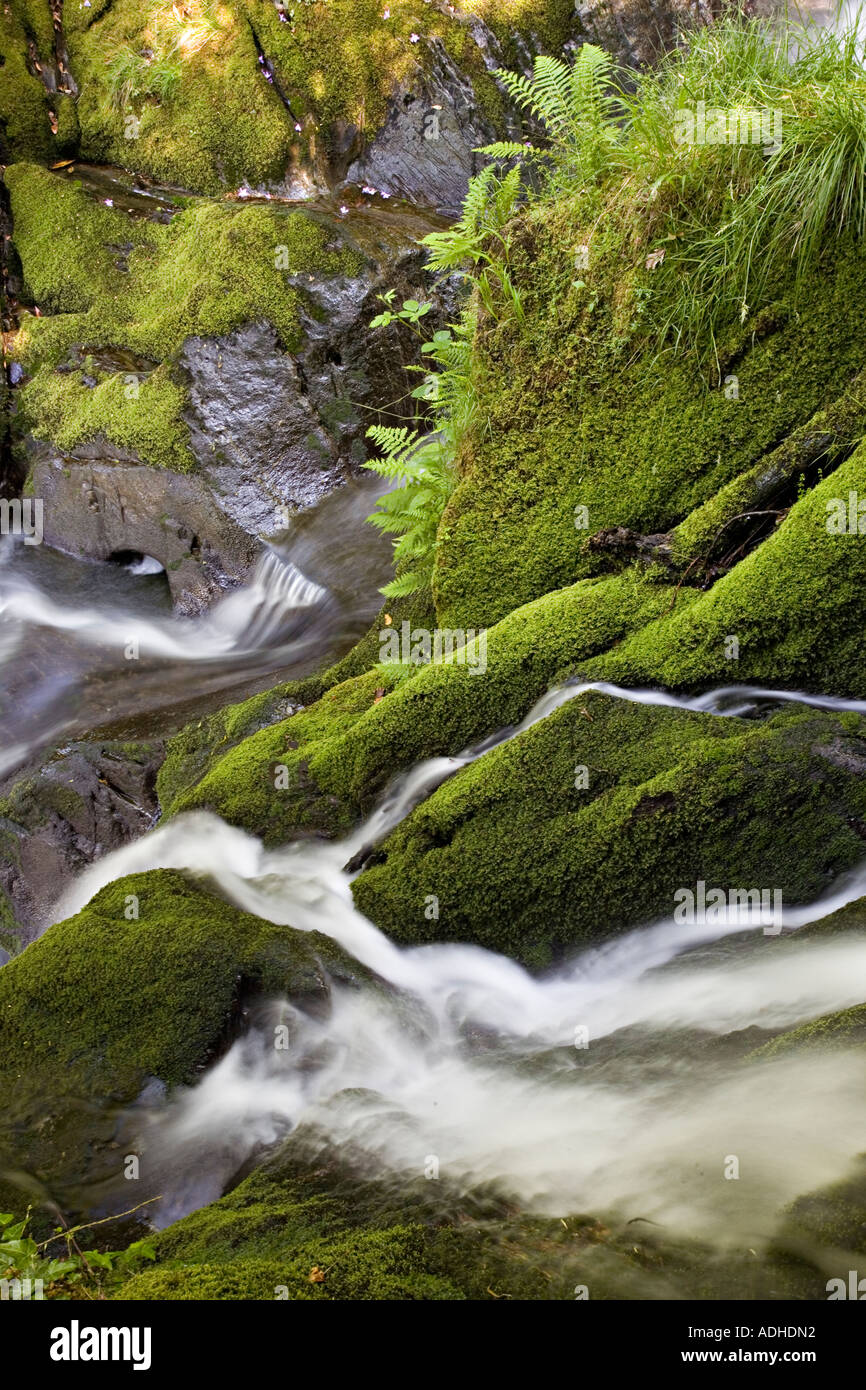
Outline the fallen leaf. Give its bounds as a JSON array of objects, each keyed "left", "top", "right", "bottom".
[
  {"left": 383, "top": 613, "right": 393, "bottom": 626},
  {"left": 309, "top": 1266, "right": 325, "bottom": 1284},
  {"left": 50, "top": 159, "right": 75, "bottom": 169},
  {"left": 645, "top": 248, "right": 665, "bottom": 271}
]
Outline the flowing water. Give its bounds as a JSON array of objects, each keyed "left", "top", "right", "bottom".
[
  {"left": 0, "top": 472, "right": 394, "bottom": 780},
  {"left": 44, "top": 677, "right": 866, "bottom": 1242}
]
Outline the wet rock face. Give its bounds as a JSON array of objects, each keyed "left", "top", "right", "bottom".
[
  {"left": 14, "top": 183, "right": 448, "bottom": 611},
  {"left": 179, "top": 234, "right": 446, "bottom": 541},
  {"left": 574, "top": 1, "right": 718, "bottom": 67},
  {"left": 0, "top": 739, "right": 163, "bottom": 952},
  {"left": 181, "top": 324, "right": 346, "bottom": 536},
  {"left": 345, "top": 37, "right": 501, "bottom": 213},
  {"left": 28, "top": 442, "right": 259, "bottom": 614}
]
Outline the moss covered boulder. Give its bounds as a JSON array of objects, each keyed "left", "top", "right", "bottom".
[
  {"left": 159, "top": 570, "right": 682, "bottom": 836},
  {"left": 353, "top": 694, "right": 866, "bottom": 965},
  {"left": 62, "top": 0, "right": 584, "bottom": 206},
  {"left": 0, "top": 868, "right": 365, "bottom": 1210},
  {"left": 433, "top": 211, "right": 866, "bottom": 634},
  {"left": 5, "top": 161, "right": 442, "bottom": 607},
  {"left": 111, "top": 1135, "right": 839, "bottom": 1301}
]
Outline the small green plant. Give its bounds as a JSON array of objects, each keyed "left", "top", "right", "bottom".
[
  {"left": 105, "top": 0, "right": 225, "bottom": 109},
  {"left": 364, "top": 294, "right": 476, "bottom": 598},
  {"left": 0, "top": 1207, "right": 156, "bottom": 1300},
  {"left": 478, "top": 47, "right": 623, "bottom": 186},
  {"left": 420, "top": 165, "right": 525, "bottom": 322},
  {"left": 363, "top": 425, "right": 455, "bottom": 599}
]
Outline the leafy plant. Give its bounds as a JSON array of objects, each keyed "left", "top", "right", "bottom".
[
  {"left": 420, "top": 165, "right": 525, "bottom": 322},
  {"left": 364, "top": 424, "right": 456, "bottom": 599},
  {"left": 478, "top": 47, "right": 623, "bottom": 186},
  {"left": 364, "top": 294, "right": 475, "bottom": 598},
  {"left": 0, "top": 1207, "right": 156, "bottom": 1300}
]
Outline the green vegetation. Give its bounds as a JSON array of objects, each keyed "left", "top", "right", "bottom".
[
  {"left": 354, "top": 11, "right": 866, "bottom": 632},
  {"left": 0, "top": 1208, "right": 155, "bottom": 1300},
  {"left": 353, "top": 694, "right": 866, "bottom": 966},
  {"left": 111, "top": 1138, "right": 836, "bottom": 1301},
  {"left": 0, "top": 5, "right": 54, "bottom": 162},
  {"left": 60, "top": 0, "right": 573, "bottom": 194},
  {"left": 6, "top": 162, "right": 361, "bottom": 470},
  {"left": 0, "top": 870, "right": 364, "bottom": 1203},
  {"left": 159, "top": 571, "right": 682, "bottom": 836},
  {"left": 584, "top": 445, "right": 866, "bottom": 696}
]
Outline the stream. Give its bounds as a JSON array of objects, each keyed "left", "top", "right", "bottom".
[{"left": 43, "top": 676, "right": 866, "bottom": 1242}]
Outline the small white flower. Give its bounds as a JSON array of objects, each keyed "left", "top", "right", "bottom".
[
  {"left": 362, "top": 185, "right": 377, "bottom": 195},
  {"left": 104, "top": 198, "right": 113, "bottom": 207},
  {"left": 410, "top": 33, "right": 420, "bottom": 43}
]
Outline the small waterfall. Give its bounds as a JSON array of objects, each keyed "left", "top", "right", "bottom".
[{"left": 50, "top": 679, "right": 866, "bottom": 1234}]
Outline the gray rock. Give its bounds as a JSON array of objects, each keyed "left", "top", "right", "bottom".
[
  {"left": 28, "top": 441, "right": 260, "bottom": 614},
  {"left": 345, "top": 36, "right": 502, "bottom": 214},
  {"left": 573, "top": 0, "right": 716, "bottom": 69},
  {"left": 0, "top": 738, "right": 163, "bottom": 950},
  {"left": 24, "top": 202, "right": 449, "bottom": 610}
]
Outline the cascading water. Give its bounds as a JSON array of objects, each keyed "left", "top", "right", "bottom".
[
  {"left": 50, "top": 679, "right": 866, "bottom": 1238},
  {"left": 0, "top": 473, "right": 395, "bottom": 780}
]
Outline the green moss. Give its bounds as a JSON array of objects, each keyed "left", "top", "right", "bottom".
[
  {"left": 778, "top": 1160, "right": 866, "bottom": 1256},
  {"left": 61, "top": 0, "right": 573, "bottom": 195},
  {"left": 0, "top": 869, "right": 363, "bottom": 1200},
  {"left": 433, "top": 198, "right": 866, "bottom": 631},
  {"left": 111, "top": 1138, "right": 838, "bottom": 1301},
  {"left": 22, "top": 362, "right": 191, "bottom": 471},
  {"left": 66, "top": 0, "right": 293, "bottom": 195},
  {"left": 585, "top": 445, "right": 866, "bottom": 697},
  {"left": 0, "top": 5, "right": 54, "bottom": 162},
  {"left": 352, "top": 695, "right": 866, "bottom": 966},
  {"left": 7, "top": 162, "right": 361, "bottom": 470},
  {"left": 163, "top": 571, "right": 683, "bottom": 840}
]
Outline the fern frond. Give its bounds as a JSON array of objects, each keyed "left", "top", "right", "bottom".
[{"left": 475, "top": 141, "right": 536, "bottom": 160}]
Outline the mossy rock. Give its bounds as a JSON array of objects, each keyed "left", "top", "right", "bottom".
[
  {"left": 353, "top": 694, "right": 866, "bottom": 966},
  {"left": 6, "top": 161, "right": 362, "bottom": 472},
  {"left": 0, "top": 869, "right": 365, "bottom": 1207},
  {"left": 432, "top": 195, "right": 866, "bottom": 632},
  {"left": 0, "top": 4, "right": 56, "bottom": 162},
  {"left": 586, "top": 446, "right": 866, "bottom": 697},
  {"left": 111, "top": 1138, "right": 837, "bottom": 1301},
  {"left": 160, "top": 571, "right": 682, "bottom": 838},
  {"left": 57, "top": 0, "right": 571, "bottom": 197}
]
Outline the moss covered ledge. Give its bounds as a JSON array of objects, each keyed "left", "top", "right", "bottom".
[
  {"left": 352, "top": 694, "right": 866, "bottom": 966},
  {"left": 159, "top": 570, "right": 684, "bottom": 839},
  {"left": 0, "top": 869, "right": 365, "bottom": 1206},
  {"left": 6, "top": 161, "right": 363, "bottom": 471}
]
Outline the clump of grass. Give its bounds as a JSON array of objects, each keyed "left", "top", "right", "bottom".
[
  {"left": 477, "top": 4, "right": 866, "bottom": 362},
  {"left": 104, "top": 0, "right": 227, "bottom": 109},
  {"left": 619, "top": 4, "right": 866, "bottom": 358}
]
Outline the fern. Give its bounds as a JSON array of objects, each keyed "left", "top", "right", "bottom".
[
  {"left": 481, "top": 48, "right": 623, "bottom": 185},
  {"left": 363, "top": 426, "right": 456, "bottom": 599},
  {"left": 421, "top": 165, "right": 524, "bottom": 321}
]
